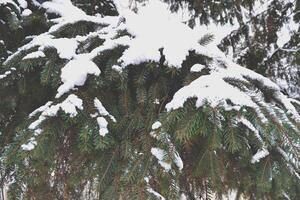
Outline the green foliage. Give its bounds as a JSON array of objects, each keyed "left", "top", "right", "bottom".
[{"left": 0, "top": 0, "right": 299, "bottom": 199}]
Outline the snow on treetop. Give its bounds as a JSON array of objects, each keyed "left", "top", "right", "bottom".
[
  {"left": 118, "top": 0, "right": 203, "bottom": 68},
  {"left": 2, "top": 0, "right": 299, "bottom": 140}
]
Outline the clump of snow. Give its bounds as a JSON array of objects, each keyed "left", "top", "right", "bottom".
[
  {"left": 21, "top": 137, "right": 37, "bottom": 151},
  {"left": 151, "top": 147, "right": 171, "bottom": 172},
  {"left": 190, "top": 64, "right": 205, "bottom": 72},
  {"left": 56, "top": 59, "right": 100, "bottom": 98},
  {"left": 94, "top": 98, "right": 116, "bottom": 122},
  {"left": 29, "top": 101, "right": 53, "bottom": 117},
  {"left": 93, "top": 97, "right": 116, "bottom": 137},
  {"left": 22, "top": 51, "right": 45, "bottom": 60},
  {"left": 174, "top": 151, "right": 183, "bottom": 171},
  {"left": 165, "top": 68, "right": 256, "bottom": 110},
  {"left": 147, "top": 188, "right": 166, "bottom": 200},
  {"left": 42, "top": 0, "right": 86, "bottom": 20},
  {"left": 0, "top": 70, "right": 11, "bottom": 80},
  {"left": 59, "top": 94, "right": 83, "bottom": 116},
  {"left": 166, "top": 57, "right": 300, "bottom": 121},
  {"left": 112, "top": 65, "right": 123, "bottom": 73},
  {"left": 21, "top": 9, "right": 32, "bottom": 16},
  {"left": 238, "top": 117, "right": 264, "bottom": 144},
  {"left": 41, "top": 0, "right": 116, "bottom": 33},
  {"left": 151, "top": 121, "right": 162, "bottom": 130},
  {"left": 276, "top": 8, "right": 299, "bottom": 48},
  {"left": 96, "top": 117, "right": 109, "bottom": 137},
  {"left": 16, "top": 0, "right": 27, "bottom": 8},
  {"left": 118, "top": 0, "right": 205, "bottom": 68},
  {"left": 277, "top": 147, "right": 300, "bottom": 179},
  {"left": 5, "top": 35, "right": 78, "bottom": 64},
  {"left": 29, "top": 94, "right": 83, "bottom": 130},
  {"left": 251, "top": 148, "right": 269, "bottom": 164},
  {"left": 154, "top": 99, "right": 160, "bottom": 104}
]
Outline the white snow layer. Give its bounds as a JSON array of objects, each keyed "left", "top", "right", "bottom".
[
  {"left": 190, "top": 64, "right": 205, "bottom": 72},
  {"left": 151, "top": 121, "right": 162, "bottom": 130},
  {"left": 16, "top": 0, "right": 27, "bottom": 8},
  {"left": 174, "top": 151, "right": 184, "bottom": 171},
  {"left": 151, "top": 145, "right": 184, "bottom": 171},
  {"left": 251, "top": 148, "right": 269, "bottom": 164},
  {"left": 56, "top": 59, "right": 100, "bottom": 98},
  {"left": 96, "top": 117, "right": 109, "bottom": 137},
  {"left": 21, "top": 9, "right": 32, "bottom": 16},
  {"left": 0, "top": 70, "right": 11, "bottom": 79},
  {"left": 147, "top": 188, "right": 166, "bottom": 200},
  {"left": 94, "top": 97, "right": 116, "bottom": 136},
  {"left": 94, "top": 98, "right": 116, "bottom": 122},
  {"left": 151, "top": 147, "right": 171, "bottom": 172},
  {"left": 29, "top": 94, "right": 83, "bottom": 130},
  {"left": 21, "top": 137, "right": 37, "bottom": 151},
  {"left": 22, "top": 51, "right": 45, "bottom": 60}
]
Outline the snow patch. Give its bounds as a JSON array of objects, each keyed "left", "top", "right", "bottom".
[
  {"left": 21, "top": 9, "right": 32, "bottom": 16},
  {"left": 151, "top": 121, "right": 162, "bottom": 130},
  {"left": 29, "top": 94, "right": 83, "bottom": 130},
  {"left": 94, "top": 98, "right": 116, "bottom": 122},
  {"left": 251, "top": 148, "right": 269, "bottom": 164},
  {"left": 96, "top": 117, "right": 109, "bottom": 137},
  {"left": 21, "top": 137, "right": 37, "bottom": 151},
  {"left": 174, "top": 151, "right": 184, "bottom": 171},
  {"left": 22, "top": 51, "right": 45, "bottom": 60},
  {"left": 190, "top": 64, "right": 205, "bottom": 72},
  {"left": 151, "top": 147, "right": 171, "bottom": 172},
  {"left": 0, "top": 70, "right": 11, "bottom": 80},
  {"left": 56, "top": 59, "right": 100, "bottom": 98}
]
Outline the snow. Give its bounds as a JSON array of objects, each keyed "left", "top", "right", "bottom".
[
  {"left": 42, "top": 0, "right": 86, "bottom": 20},
  {"left": 238, "top": 117, "right": 264, "bottom": 144},
  {"left": 151, "top": 147, "right": 171, "bottom": 172},
  {"left": 21, "top": 137, "right": 37, "bottom": 151},
  {"left": 5, "top": 35, "right": 79, "bottom": 63},
  {"left": 56, "top": 59, "right": 100, "bottom": 98},
  {"left": 16, "top": 0, "right": 27, "bottom": 8},
  {"left": 94, "top": 98, "right": 116, "bottom": 122},
  {"left": 41, "top": 37, "right": 78, "bottom": 59},
  {"left": 151, "top": 121, "right": 162, "bottom": 130},
  {"left": 118, "top": 0, "right": 205, "bottom": 68},
  {"left": 276, "top": 7, "right": 299, "bottom": 48},
  {"left": 60, "top": 94, "right": 83, "bottom": 116},
  {"left": 277, "top": 147, "right": 300, "bottom": 179},
  {"left": 174, "top": 151, "right": 183, "bottom": 171},
  {"left": 29, "top": 94, "right": 83, "bottom": 130},
  {"left": 190, "top": 64, "right": 205, "bottom": 72},
  {"left": 251, "top": 148, "right": 269, "bottom": 163},
  {"left": 147, "top": 188, "right": 166, "bottom": 200},
  {"left": 41, "top": 0, "right": 116, "bottom": 33},
  {"left": 166, "top": 57, "right": 300, "bottom": 121},
  {"left": 0, "top": 70, "right": 11, "bottom": 79},
  {"left": 21, "top": 9, "right": 32, "bottom": 16},
  {"left": 165, "top": 68, "right": 256, "bottom": 110},
  {"left": 22, "top": 51, "right": 45, "bottom": 60},
  {"left": 112, "top": 65, "right": 123, "bottom": 73},
  {"left": 1, "top": 0, "right": 298, "bottom": 171},
  {"left": 144, "top": 176, "right": 166, "bottom": 200},
  {"left": 29, "top": 101, "right": 53, "bottom": 117},
  {"left": 96, "top": 117, "right": 109, "bottom": 136}
]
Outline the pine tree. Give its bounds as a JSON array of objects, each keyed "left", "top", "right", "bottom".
[{"left": 0, "top": 0, "right": 299, "bottom": 199}]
